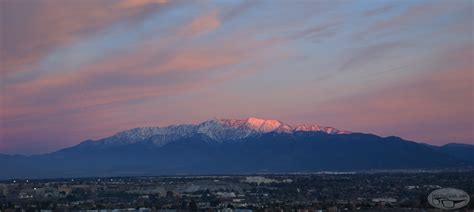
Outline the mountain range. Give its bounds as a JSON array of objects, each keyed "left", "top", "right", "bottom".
[{"left": 1, "top": 117, "right": 473, "bottom": 179}]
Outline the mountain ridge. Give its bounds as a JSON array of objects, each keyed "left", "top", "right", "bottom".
[
  {"left": 70, "top": 117, "right": 350, "bottom": 150},
  {"left": 0, "top": 118, "right": 473, "bottom": 179}
]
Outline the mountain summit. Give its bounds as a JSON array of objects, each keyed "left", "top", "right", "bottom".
[
  {"left": 216, "top": 117, "right": 349, "bottom": 134},
  {"left": 218, "top": 117, "right": 285, "bottom": 132}
]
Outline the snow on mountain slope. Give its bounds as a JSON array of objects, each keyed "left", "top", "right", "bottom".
[{"left": 79, "top": 117, "right": 350, "bottom": 148}]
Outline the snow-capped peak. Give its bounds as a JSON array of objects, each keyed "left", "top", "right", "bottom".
[
  {"left": 215, "top": 117, "right": 348, "bottom": 135},
  {"left": 83, "top": 117, "right": 351, "bottom": 148},
  {"left": 294, "top": 124, "right": 322, "bottom": 132},
  {"left": 245, "top": 117, "right": 283, "bottom": 132},
  {"left": 215, "top": 117, "right": 284, "bottom": 133}
]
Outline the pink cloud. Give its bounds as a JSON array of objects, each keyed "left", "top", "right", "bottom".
[
  {"left": 119, "top": 0, "right": 168, "bottom": 8},
  {"left": 1, "top": 18, "right": 288, "bottom": 128},
  {"left": 177, "top": 10, "right": 221, "bottom": 36},
  {"left": 0, "top": 0, "right": 171, "bottom": 75}
]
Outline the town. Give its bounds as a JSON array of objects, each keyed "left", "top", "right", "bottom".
[{"left": 1, "top": 171, "right": 473, "bottom": 211}]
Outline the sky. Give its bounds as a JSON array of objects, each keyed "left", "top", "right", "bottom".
[{"left": 0, "top": 0, "right": 473, "bottom": 154}]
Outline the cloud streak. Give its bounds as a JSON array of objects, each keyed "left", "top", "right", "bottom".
[{"left": 0, "top": 0, "right": 171, "bottom": 75}]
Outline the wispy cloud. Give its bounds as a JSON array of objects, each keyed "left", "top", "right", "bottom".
[
  {"left": 0, "top": 0, "right": 172, "bottom": 75},
  {"left": 291, "top": 21, "right": 341, "bottom": 42},
  {"left": 177, "top": 10, "right": 221, "bottom": 36},
  {"left": 339, "top": 42, "right": 406, "bottom": 72},
  {"left": 363, "top": 4, "right": 395, "bottom": 17},
  {"left": 119, "top": 0, "right": 168, "bottom": 8}
]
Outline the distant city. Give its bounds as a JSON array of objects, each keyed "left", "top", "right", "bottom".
[{"left": 1, "top": 171, "right": 473, "bottom": 211}]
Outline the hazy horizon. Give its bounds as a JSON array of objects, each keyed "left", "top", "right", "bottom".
[{"left": 1, "top": 0, "right": 473, "bottom": 154}]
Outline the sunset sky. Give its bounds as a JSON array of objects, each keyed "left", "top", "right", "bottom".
[{"left": 1, "top": 0, "right": 473, "bottom": 154}]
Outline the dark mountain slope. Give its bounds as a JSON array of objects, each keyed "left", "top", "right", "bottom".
[{"left": 1, "top": 132, "right": 470, "bottom": 179}]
